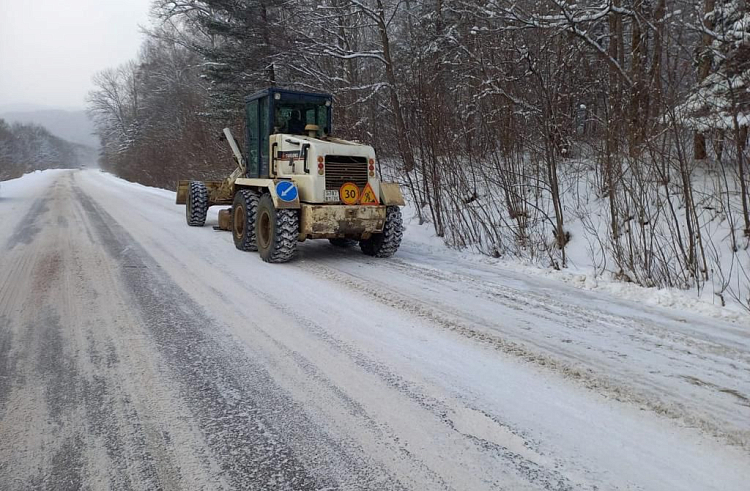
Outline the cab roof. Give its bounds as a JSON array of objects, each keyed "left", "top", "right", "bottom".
[{"left": 245, "top": 87, "right": 332, "bottom": 103}]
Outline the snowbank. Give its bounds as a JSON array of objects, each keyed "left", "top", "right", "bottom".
[{"left": 401, "top": 204, "right": 749, "bottom": 324}]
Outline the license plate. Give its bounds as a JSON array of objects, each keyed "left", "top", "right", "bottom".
[{"left": 325, "top": 190, "right": 340, "bottom": 202}]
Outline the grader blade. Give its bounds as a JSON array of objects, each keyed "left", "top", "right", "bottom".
[{"left": 176, "top": 180, "right": 190, "bottom": 205}]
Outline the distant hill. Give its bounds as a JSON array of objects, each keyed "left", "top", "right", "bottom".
[
  {"left": 0, "top": 109, "right": 99, "bottom": 148},
  {"left": 0, "top": 118, "right": 95, "bottom": 180},
  {"left": 0, "top": 103, "right": 57, "bottom": 113}
]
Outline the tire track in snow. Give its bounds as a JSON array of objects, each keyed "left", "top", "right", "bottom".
[
  {"left": 140, "top": 236, "right": 581, "bottom": 491},
  {"left": 384, "top": 257, "right": 750, "bottom": 361},
  {"left": 73, "top": 183, "right": 412, "bottom": 490},
  {"left": 298, "top": 260, "right": 750, "bottom": 450},
  {"left": 4, "top": 195, "right": 50, "bottom": 250}
]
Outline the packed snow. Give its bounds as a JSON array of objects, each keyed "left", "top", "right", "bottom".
[{"left": 1, "top": 168, "right": 748, "bottom": 490}]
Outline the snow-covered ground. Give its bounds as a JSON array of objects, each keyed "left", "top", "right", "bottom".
[
  {"left": 405, "top": 204, "right": 749, "bottom": 323},
  {"left": 394, "top": 159, "right": 750, "bottom": 317},
  {"left": 0, "top": 169, "right": 748, "bottom": 490}
]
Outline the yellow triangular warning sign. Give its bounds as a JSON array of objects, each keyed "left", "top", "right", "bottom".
[{"left": 360, "top": 183, "right": 379, "bottom": 205}]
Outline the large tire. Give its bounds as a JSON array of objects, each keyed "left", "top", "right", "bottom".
[
  {"left": 360, "top": 206, "right": 403, "bottom": 258},
  {"left": 186, "top": 181, "right": 208, "bottom": 226},
  {"left": 255, "top": 194, "right": 299, "bottom": 263},
  {"left": 329, "top": 238, "right": 357, "bottom": 248},
  {"left": 232, "top": 189, "right": 260, "bottom": 251}
]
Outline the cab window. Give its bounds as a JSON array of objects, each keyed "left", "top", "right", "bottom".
[{"left": 274, "top": 102, "right": 329, "bottom": 137}]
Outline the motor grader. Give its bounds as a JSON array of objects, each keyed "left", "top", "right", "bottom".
[{"left": 176, "top": 87, "right": 405, "bottom": 263}]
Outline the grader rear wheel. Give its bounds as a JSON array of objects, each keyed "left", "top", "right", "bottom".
[{"left": 360, "top": 206, "right": 403, "bottom": 258}]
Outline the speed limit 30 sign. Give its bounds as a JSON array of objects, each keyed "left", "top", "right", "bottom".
[{"left": 339, "top": 182, "right": 360, "bottom": 205}]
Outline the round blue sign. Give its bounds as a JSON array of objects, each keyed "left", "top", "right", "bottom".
[{"left": 276, "top": 181, "right": 298, "bottom": 202}]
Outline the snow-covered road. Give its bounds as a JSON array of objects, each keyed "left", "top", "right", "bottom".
[{"left": 0, "top": 169, "right": 748, "bottom": 490}]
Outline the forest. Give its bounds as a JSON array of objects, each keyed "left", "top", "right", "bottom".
[
  {"left": 0, "top": 119, "right": 85, "bottom": 180},
  {"left": 86, "top": 0, "right": 750, "bottom": 309}
]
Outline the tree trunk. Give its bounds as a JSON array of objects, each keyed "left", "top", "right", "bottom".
[
  {"left": 694, "top": 0, "right": 716, "bottom": 160},
  {"left": 606, "top": 2, "right": 623, "bottom": 243},
  {"left": 376, "top": 0, "right": 416, "bottom": 173}
]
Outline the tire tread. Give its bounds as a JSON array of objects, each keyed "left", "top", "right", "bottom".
[
  {"left": 233, "top": 189, "right": 260, "bottom": 251},
  {"left": 186, "top": 181, "right": 209, "bottom": 226},
  {"left": 360, "top": 206, "right": 403, "bottom": 257},
  {"left": 257, "top": 194, "right": 299, "bottom": 263}
]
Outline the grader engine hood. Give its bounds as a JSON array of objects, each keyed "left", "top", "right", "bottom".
[
  {"left": 275, "top": 135, "right": 374, "bottom": 163},
  {"left": 271, "top": 134, "right": 379, "bottom": 204}
]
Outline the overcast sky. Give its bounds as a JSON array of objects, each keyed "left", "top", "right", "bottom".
[{"left": 0, "top": 0, "right": 153, "bottom": 110}]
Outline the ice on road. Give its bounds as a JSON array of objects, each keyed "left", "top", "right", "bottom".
[{"left": 0, "top": 169, "right": 748, "bottom": 490}]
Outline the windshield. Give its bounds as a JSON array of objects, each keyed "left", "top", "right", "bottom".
[{"left": 274, "top": 101, "right": 329, "bottom": 137}]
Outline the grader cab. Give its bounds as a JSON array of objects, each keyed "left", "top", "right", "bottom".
[{"left": 176, "top": 87, "right": 405, "bottom": 263}]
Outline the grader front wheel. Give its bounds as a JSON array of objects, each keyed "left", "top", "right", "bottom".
[
  {"left": 232, "top": 189, "right": 260, "bottom": 251},
  {"left": 255, "top": 194, "right": 299, "bottom": 263}
]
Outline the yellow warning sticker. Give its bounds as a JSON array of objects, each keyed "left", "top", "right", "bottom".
[
  {"left": 359, "top": 183, "right": 379, "bottom": 205},
  {"left": 340, "top": 182, "right": 360, "bottom": 205}
]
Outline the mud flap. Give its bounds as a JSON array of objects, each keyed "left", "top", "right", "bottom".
[{"left": 379, "top": 182, "right": 405, "bottom": 206}]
